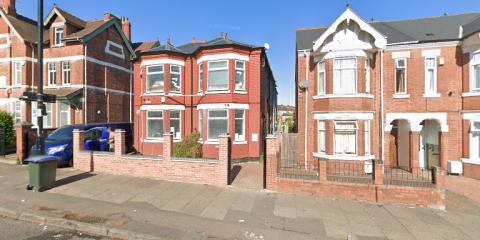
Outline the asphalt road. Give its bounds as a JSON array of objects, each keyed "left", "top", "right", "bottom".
[{"left": 0, "top": 217, "right": 111, "bottom": 240}]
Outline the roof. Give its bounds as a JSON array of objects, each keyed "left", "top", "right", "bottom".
[
  {"left": 141, "top": 36, "right": 262, "bottom": 55},
  {"left": 297, "top": 12, "right": 480, "bottom": 50},
  {"left": 63, "top": 20, "right": 105, "bottom": 40},
  {"left": 4, "top": 13, "right": 40, "bottom": 43},
  {"left": 132, "top": 40, "right": 160, "bottom": 52},
  {"left": 50, "top": 6, "right": 86, "bottom": 28}
]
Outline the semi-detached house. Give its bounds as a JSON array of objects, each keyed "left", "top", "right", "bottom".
[
  {"left": 134, "top": 35, "right": 277, "bottom": 159},
  {"left": 296, "top": 7, "right": 480, "bottom": 179},
  {"left": 0, "top": 0, "right": 135, "bottom": 128}
]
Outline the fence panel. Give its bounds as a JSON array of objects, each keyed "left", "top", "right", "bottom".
[
  {"left": 326, "top": 160, "right": 373, "bottom": 184},
  {"left": 384, "top": 166, "right": 435, "bottom": 188}
]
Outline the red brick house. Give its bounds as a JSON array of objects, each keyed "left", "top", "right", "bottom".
[
  {"left": 133, "top": 35, "right": 277, "bottom": 159},
  {"left": 296, "top": 7, "right": 480, "bottom": 178},
  {"left": 0, "top": 0, "right": 135, "bottom": 128}
]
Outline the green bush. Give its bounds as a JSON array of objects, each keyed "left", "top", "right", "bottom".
[
  {"left": 172, "top": 132, "right": 202, "bottom": 158},
  {"left": 0, "top": 111, "right": 15, "bottom": 147},
  {"left": 286, "top": 118, "right": 295, "bottom": 133}
]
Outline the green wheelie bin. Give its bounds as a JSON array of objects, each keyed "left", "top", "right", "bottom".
[{"left": 26, "top": 155, "right": 58, "bottom": 192}]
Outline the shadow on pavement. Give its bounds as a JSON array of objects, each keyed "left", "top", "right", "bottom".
[{"left": 53, "top": 172, "right": 96, "bottom": 188}]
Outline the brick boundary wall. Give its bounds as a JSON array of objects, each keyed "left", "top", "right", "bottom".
[
  {"left": 73, "top": 129, "right": 230, "bottom": 186},
  {"left": 266, "top": 134, "right": 446, "bottom": 209},
  {"left": 463, "top": 163, "right": 480, "bottom": 180}
]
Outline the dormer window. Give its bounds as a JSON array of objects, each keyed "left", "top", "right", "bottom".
[{"left": 54, "top": 27, "right": 64, "bottom": 46}]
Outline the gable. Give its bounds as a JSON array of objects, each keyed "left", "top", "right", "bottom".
[{"left": 81, "top": 19, "right": 135, "bottom": 58}]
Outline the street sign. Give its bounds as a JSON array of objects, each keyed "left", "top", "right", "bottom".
[{"left": 20, "top": 92, "right": 56, "bottom": 103}]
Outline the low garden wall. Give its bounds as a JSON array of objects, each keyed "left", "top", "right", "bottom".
[{"left": 73, "top": 129, "right": 230, "bottom": 186}]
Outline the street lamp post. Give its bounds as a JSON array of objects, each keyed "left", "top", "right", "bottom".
[{"left": 36, "top": 0, "right": 45, "bottom": 154}]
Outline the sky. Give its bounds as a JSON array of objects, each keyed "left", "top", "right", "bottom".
[{"left": 16, "top": 0, "right": 480, "bottom": 105}]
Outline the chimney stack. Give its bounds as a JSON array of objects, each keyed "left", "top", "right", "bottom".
[
  {"left": 120, "top": 17, "right": 131, "bottom": 41},
  {"left": 1, "top": 0, "right": 15, "bottom": 16}
]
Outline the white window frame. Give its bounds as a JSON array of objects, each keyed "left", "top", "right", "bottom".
[
  {"left": 471, "top": 52, "right": 480, "bottom": 92},
  {"left": 13, "top": 100, "right": 21, "bottom": 124},
  {"left": 317, "top": 61, "right": 326, "bottom": 95},
  {"left": 235, "top": 60, "right": 246, "bottom": 91},
  {"left": 207, "top": 109, "right": 229, "bottom": 141},
  {"left": 146, "top": 65, "right": 164, "bottom": 93},
  {"left": 31, "top": 102, "right": 52, "bottom": 128},
  {"left": 57, "top": 101, "right": 70, "bottom": 127},
  {"left": 207, "top": 60, "right": 229, "bottom": 91},
  {"left": 333, "top": 57, "right": 357, "bottom": 94},
  {"left": 169, "top": 65, "right": 182, "bottom": 94},
  {"left": 13, "top": 61, "right": 22, "bottom": 86},
  {"left": 0, "top": 76, "right": 6, "bottom": 88},
  {"left": 105, "top": 40, "right": 125, "bottom": 59},
  {"left": 365, "top": 59, "right": 371, "bottom": 94},
  {"left": 146, "top": 110, "right": 164, "bottom": 140},
  {"left": 365, "top": 120, "right": 371, "bottom": 155},
  {"left": 318, "top": 120, "right": 326, "bottom": 153},
  {"left": 48, "top": 62, "right": 56, "bottom": 86},
  {"left": 333, "top": 120, "right": 358, "bottom": 155},
  {"left": 470, "top": 121, "right": 480, "bottom": 161},
  {"left": 54, "top": 26, "right": 64, "bottom": 46},
  {"left": 198, "top": 109, "right": 203, "bottom": 140},
  {"left": 395, "top": 58, "right": 407, "bottom": 94},
  {"left": 198, "top": 63, "right": 203, "bottom": 93},
  {"left": 424, "top": 56, "right": 437, "bottom": 95},
  {"left": 234, "top": 109, "right": 246, "bottom": 142},
  {"left": 169, "top": 110, "right": 181, "bottom": 140},
  {"left": 62, "top": 61, "right": 70, "bottom": 85}
]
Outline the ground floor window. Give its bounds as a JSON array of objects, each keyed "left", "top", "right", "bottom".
[
  {"left": 13, "top": 101, "right": 21, "bottom": 124},
  {"left": 57, "top": 101, "right": 70, "bottom": 127},
  {"left": 365, "top": 120, "right": 371, "bottom": 155},
  {"left": 207, "top": 109, "right": 228, "bottom": 141},
  {"left": 470, "top": 121, "right": 480, "bottom": 160},
  {"left": 31, "top": 102, "right": 52, "bottom": 128},
  {"left": 170, "top": 110, "right": 181, "bottom": 140},
  {"left": 334, "top": 121, "right": 357, "bottom": 155},
  {"left": 234, "top": 109, "right": 245, "bottom": 141},
  {"left": 147, "top": 110, "right": 163, "bottom": 139},
  {"left": 318, "top": 120, "right": 326, "bottom": 153},
  {"left": 198, "top": 109, "right": 203, "bottom": 139}
]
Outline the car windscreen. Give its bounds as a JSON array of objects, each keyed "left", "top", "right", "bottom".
[{"left": 46, "top": 126, "right": 75, "bottom": 141}]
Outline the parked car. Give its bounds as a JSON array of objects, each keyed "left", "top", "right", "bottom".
[{"left": 30, "top": 123, "right": 133, "bottom": 166}]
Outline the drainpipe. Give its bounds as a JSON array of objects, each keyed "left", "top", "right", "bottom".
[
  {"left": 304, "top": 50, "right": 310, "bottom": 170},
  {"left": 380, "top": 49, "right": 385, "bottom": 162},
  {"left": 84, "top": 45, "right": 87, "bottom": 124},
  {"left": 129, "top": 62, "right": 132, "bottom": 123}
]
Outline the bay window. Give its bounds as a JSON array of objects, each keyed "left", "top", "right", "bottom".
[
  {"left": 425, "top": 57, "right": 437, "bottom": 95},
  {"left": 146, "top": 65, "right": 164, "bottom": 93},
  {"left": 395, "top": 58, "right": 407, "bottom": 94},
  {"left": 207, "top": 60, "right": 229, "bottom": 91},
  {"left": 334, "top": 121, "right": 357, "bottom": 155},
  {"left": 146, "top": 111, "right": 164, "bottom": 139},
  {"left": 198, "top": 109, "right": 203, "bottom": 139},
  {"left": 471, "top": 52, "right": 480, "bottom": 91},
  {"left": 170, "top": 65, "right": 181, "bottom": 93},
  {"left": 471, "top": 121, "right": 480, "bottom": 160},
  {"left": 318, "top": 61, "right": 325, "bottom": 94},
  {"left": 365, "top": 59, "right": 371, "bottom": 93},
  {"left": 333, "top": 58, "right": 356, "bottom": 94},
  {"left": 318, "top": 120, "right": 326, "bottom": 153},
  {"left": 170, "top": 110, "right": 181, "bottom": 140},
  {"left": 198, "top": 63, "right": 203, "bottom": 92},
  {"left": 207, "top": 109, "right": 228, "bottom": 141},
  {"left": 48, "top": 62, "right": 56, "bottom": 86},
  {"left": 365, "top": 120, "right": 371, "bottom": 155},
  {"left": 234, "top": 109, "right": 245, "bottom": 141},
  {"left": 235, "top": 60, "right": 245, "bottom": 91}
]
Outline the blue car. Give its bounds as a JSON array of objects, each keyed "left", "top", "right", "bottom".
[{"left": 30, "top": 123, "right": 133, "bottom": 166}]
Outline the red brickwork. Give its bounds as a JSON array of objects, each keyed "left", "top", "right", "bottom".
[{"left": 463, "top": 163, "right": 480, "bottom": 180}]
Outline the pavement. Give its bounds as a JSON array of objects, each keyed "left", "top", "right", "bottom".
[
  {"left": 445, "top": 175, "right": 480, "bottom": 206},
  {"left": 1, "top": 162, "right": 480, "bottom": 240}
]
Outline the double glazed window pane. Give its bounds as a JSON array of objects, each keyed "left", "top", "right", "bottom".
[
  {"left": 170, "top": 65, "right": 181, "bottom": 93},
  {"left": 48, "top": 63, "right": 56, "bottom": 85},
  {"left": 58, "top": 102, "right": 69, "bottom": 127},
  {"left": 235, "top": 61, "right": 245, "bottom": 90},
  {"left": 334, "top": 121, "right": 357, "bottom": 155},
  {"left": 318, "top": 62, "right": 325, "bottom": 94},
  {"left": 147, "top": 111, "right": 163, "bottom": 139},
  {"left": 234, "top": 110, "right": 245, "bottom": 141},
  {"left": 333, "top": 58, "right": 356, "bottom": 94},
  {"left": 147, "top": 65, "right": 164, "bottom": 92},
  {"left": 170, "top": 110, "right": 181, "bottom": 139},
  {"left": 208, "top": 110, "right": 228, "bottom": 140},
  {"left": 318, "top": 121, "right": 325, "bottom": 153},
  {"left": 425, "top": 58, "right": 436, "bottom": 93},
  {"left": 208, "top": 61, "right": 229, "bottom": 91},
  {"left": 395, "top": 59, "right": 406, "bottom": 93},
  {"left": 473, "top": 53, "right": 480, "bottom": 90}
]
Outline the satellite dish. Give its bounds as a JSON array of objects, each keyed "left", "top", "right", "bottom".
[
  {"left": 264, "top": 43, "right": 270, "bottom": 50},
  {"left": 299, "top": 80, "right": 309, "bottom": 89}
]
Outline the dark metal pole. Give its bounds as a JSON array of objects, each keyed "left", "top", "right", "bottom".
[{"left": 36, "top": 0, "right": 44, "bottom": 154}]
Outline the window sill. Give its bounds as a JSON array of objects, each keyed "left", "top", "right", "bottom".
[
  {"left": 393, "top": 94, "right": 410, "bottom": 99},
  {"left": 423, "top": 93, "right": 441, "bottom": 98},
  {"left": 462, "top": 158, "right": 480, "bottom": 165},
  {"left": 312, "top": 152, "right": 375, "bottom": 161},
  {"left": 45, "top": 86, "right": 57, "bottom": 89},
  {"left": 144, "top": 138, "right": 164, "bottom": 143},
  {"left": 204, "top": 140, "right": 219, "bottom": 145},
  {"left": 312, "top": 93, "right": 374, "bottom": 99},
  {"left": 233, "top": 141, "right": 247, "bottom": 145},
  {"left": 234, "top": 90, "right": 247, "bottom": 94},
  {"left": 143, "top": 92, "right": 165, "bottom": 96},
  {"left": 168, "top": 92, "right": 182, "bottom": 96},
  {"left": 462, "top": 92, "right": 480, "bottom": 97},
  {"left": 205, "top": 90, "right": 231, "bottom": 94}
]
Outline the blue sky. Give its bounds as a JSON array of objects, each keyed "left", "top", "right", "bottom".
[{"left": 17, "top": 0, "right": 480, "bottom": 105}]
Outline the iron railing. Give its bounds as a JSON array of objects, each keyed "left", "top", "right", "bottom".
[
  {"left": 326, "top": 160, "right": 373, "bottom": 184},
  {"left": 278, "top": 160, "right": 319, "bottom": 180},
  {"left": 384, "top": 166, "right": 435, "bottom": 188}
]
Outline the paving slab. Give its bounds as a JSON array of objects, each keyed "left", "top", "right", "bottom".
[
  {"left": 201, "top": 189, "right": 238, "bottom": 220},
  {"left": 179, "top": 185, "right": 222, "bottom": 216}
]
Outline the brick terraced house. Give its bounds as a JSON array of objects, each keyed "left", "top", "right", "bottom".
[
  {"left": 133, "top": 35, "right": 277, "bottom": 159},
  {"left": 0, "top": 0, "right": 135, "bottom": 128},
  {"left": 296, "top": 7, "right": 480, "bottom": 179}
]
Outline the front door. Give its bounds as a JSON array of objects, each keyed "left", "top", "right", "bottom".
[{"left": 420, "top": 120, "right": 440, "bottom": 169}]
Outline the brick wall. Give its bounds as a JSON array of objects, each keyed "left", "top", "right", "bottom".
[
  {"left": 73, "top": 129, "right": 230, "bottom": 187},
  {"left": 463, "top": 163, "right": 480, "bottom": 180}
]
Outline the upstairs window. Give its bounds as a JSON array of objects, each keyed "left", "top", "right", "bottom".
[
  {"left": 198, "top": 63, "right": 203, "bottom": 92},
  {"left": 365, "top": 59, "right": 371, "bottom": 93},
  {"left": 207, "top": 60, "right": 229, "bottom": 91},
  {"left": 146, "top": 111, "right": 164, "bottom": 139},
  {"left": 317, "top": 61, "right": 326, "bottom": 94},
  {"left": 333, "top": 58, "right": 356, "bottom": 94},
  {"left": 48, "top": 62, "right": 56, "bottom": 86},
  {"left": 62, "top": 61, "right": 70, "bottom": 85},
  {"left": 207, "top": 109, "right": 228, "bottom": 141},
  {"left": 234, "top": 109, "right": 245, "bottom": 141},
  {"left": 334, "top": 121, "right": 357, "bottom": 155},
  {"left": 13, "top": 61, "right": 22, "bottom": 86},
  {"left": 425, "top": 57, "right": 437, "bottom": 95},
  {"left": 170, "top": 65, "right": 181, "bottom": 93},
  {"left": 146, "top": 65, "right": 164, "bottom": 93},
  {"left": 170, "top": 110, "right": 181, "bottom": 140},
  {"left": 235, "top": 60, "right": 245, "bottom": 91},
  {"left": 395, "top": 58, "right": 407, "bottom": 94},
  {"left": 54, "top": 27, "right": 64, "bottom": 46},
  {"left": 472, "top": 52, "right": 480, "bottom": 91}
]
